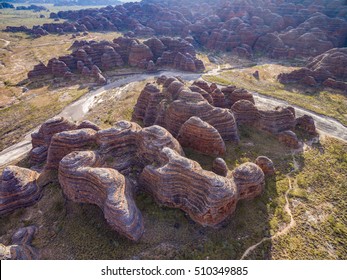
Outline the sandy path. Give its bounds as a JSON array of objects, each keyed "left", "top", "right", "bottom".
[
  {"left": 240, "top": 153, "right": 299, "bottom": 260},
  {"left": 0, "top": 39, "right": 10, "bottom": 48}
]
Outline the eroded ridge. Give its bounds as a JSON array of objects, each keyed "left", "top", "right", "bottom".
[
  {"left": 133, "top": 77, "right": 317, "bottom": 153},
  {"left": 0, "top": 166, "right": 40, "bottom": 216},
  {"left": 59, "top": 151, "right": 144, "bottom": 241},
  {"left": 278, "top": 48, "right": 347, "bottom": 91},
  {"left": 0, "top": 226, "right": 39, "bottom": 260},
  {"left": 132, "top": 78, "right": 240, "bottom": 147},
  {"left": 27, "top": 36, "right": 205, "bottom": 85},
  {"left": 1, "top": 116, "right": 270, "bottom": 241},
  {"left": 140, "top": 147, "right": 265, "bottom": 226}
]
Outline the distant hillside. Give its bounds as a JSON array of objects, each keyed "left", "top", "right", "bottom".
[{"left": 5, "top": 0, "right": 123, "bottom": 6}]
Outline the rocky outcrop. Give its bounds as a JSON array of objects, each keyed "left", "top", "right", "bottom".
[
  {"left": 278, "top": 48, "right": 347, "bottom": 92},
  {"left": 140, "top": 147, "right": 265, "bottom": 226},
  {"left": 51, "top": 59, "right": 70, "bottom": 77},
  {"left": 27, "top": 62, "right": 50, "bottom": 79},
  {"left": 296, "top": 115, "right": 317, "bottom": 135},
  {"left": 27, "top": 36, "right": 205, "bottom": 83},
  {"left": 0, "top": 166, "right": 40, "bottom": 216},
  {"left": 29, "top": 117, "right": 99, "bottom": 165},
  {"left": 192, "top": 79, "right": 213, "bottom": 94},
  {"left": 46, "top": 129, "right": 98, "bottom": 170},
  {"left": 132, "top": 84, "right": 164, "bottom": 126},
  {"left": 133, "top": 77, "right": 308, "bottom": 149},
  {"left": 223, "top": 88, "right": 255, "bottom": 108},
  {"left": 0, "top": 2, "right": 14, "bottom": 9},
  {"left": 232, "top": 163, "right": 265, "bottom": 200},
  {"left": 231, "top": 100, "right": 297, "bottom": 136},
  {"left": 139, "top": 147, "right": 239, "bottom": 226},
  {"left": 0, "top": 226, "right": 39, "bottom": 260},
  {"left": 212, "top": 158, "right": 228, "bottom": 177},
  {"left": 231, "top": 100, "right": 260, "bottom": 125},
  {"left": 5, "top": 1, "right": 347, "bottom": 60},
  {"left": 255, "top": 156, "right": 275, "bottom": 176},
  {"left": 210, "top": 88, "right": 227, "bottom": 108},
  {"left": 162, "top": 89, "right": 240, "bottom": 142},
  {"left": 58, "top": 151, "right": 144, "bottom": 241},
  {"left": 54, "top": 121, "right": 183, "bottom": 240},
  {"left": 278, "top": 130, "right": 300, "bottom": 149},
  {"left": 192, "top": 82, "right": 255, "bottom": 109},
  {"left": 133, "top": 78, "right": 240, "bottom": 143},
  {"left": 177, "top": 117, "right": 226, "bottom": 156},
  {"left": 2, "top": 111, "right": 269, "bottom": 241},
  {"left": 258, "top": 107, "right": 296, "bottom": 134},
  {"left": 128, "top": 42, "right": 154, "bottom": 68}
]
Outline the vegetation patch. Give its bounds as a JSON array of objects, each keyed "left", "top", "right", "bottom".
[{"left": 203, "top": 64, "right": 347, "bottom": 126}]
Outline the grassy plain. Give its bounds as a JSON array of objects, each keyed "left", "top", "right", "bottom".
[
  {"left": 204, "top": 63, "right": 347, "bottom": 126},
  {"left": 0, "top": 7, "right": 123, "bottom": 150}
]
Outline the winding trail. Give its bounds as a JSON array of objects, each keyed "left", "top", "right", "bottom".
[
  {"left": 0, "top": 39, "right": 10, "bottom": 48},
  {"left": 240, "top": 153, "right": 299, "bottom": 260}
]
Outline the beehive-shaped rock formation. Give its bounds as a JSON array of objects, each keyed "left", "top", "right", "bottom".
[
  {"left": 0, "top": 166, "right": 40, "bottom": 215},
  {"left": 255, "top": 156, "right": 275, "bottom": 176},
  {"left": 232, "top": 163, "right": 265, "bottom": 200},
  {"left": 231, "top": 100, "right": 260, "bottom": 125},
  {"left": 46, "top": 128, "right": 98, "bottom": 170},
  {"left": 177, "top": 117, "right": 226, "bottom": 156},
  {"left": 30, "top": 117, "right": 101, "bottom": 166}
]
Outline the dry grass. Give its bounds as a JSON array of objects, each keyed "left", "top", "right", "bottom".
[
  {"left": 204, "top": 63, "right": 347, "bottom": 126},
  {"left": 0, "top": 9, "right": 122, "bottom": 150},
  {"left": 85, "top": 79, "right": 151, "bottom": 127},
  {"left": 0, "top": 4, "right": 108, "bottom": 30},
  {"left": 0, "top": 85, "right": 88, "bottom": 151}
]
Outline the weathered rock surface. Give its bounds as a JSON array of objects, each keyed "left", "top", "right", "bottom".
[
  {"left": 46, "top": 128, "right": 98, "bottom": 170},
  {"left": 231, "top": 100, "right": 260, "bottom": 125},
  {"left": 255, "top": 156, "right": 275, "bottom": 176},
  {"left": 212, "top": 158, "right": 228, "bottom": 177},
  {"left": 232, "top": 163, "right": 265, "bottom": 200},
  {"left": 27, "top": 35, "right": 205, "bottom": 83},
  {"left": 0, "top": 166, "right": 40, "bottom": 216},
  {"left": 231, "top": 100, "right": 297, "bottom": 141},
  {"left": 27, "top": 62, "right": 50, "bottom": 79},
  {"left": 2, "top": 111, "right": 269, "bottom": 241},
  {"left": 177, "top": 117, "right": 226, "bottom": 156},
  {"left": 139, "top": 147, "right": 239, "bottom": 226},
  {"left": 296, "top": 115, "right": 317, "bottom": 135},
  {"left": 258, "top": 107, "right": 296, "bottom": 134},
  {"left": 30, "top": 117, "right": 100, "bottom": 166},
  {"left": 0, "top": 226, "right": 39, "bottom": 260},
  {"left": 278, "top": 130, "right": 301, "bottom": 149},
  {"left": 128, "top": 42, "right": 154, "bottom": 68},
  {"left": 133, "top": 80, "right": 240, "bottom": 143},
  {"left": 132, "top": 84, "right": 164, "bottom": 126},
  {"left": 140, "top": 147, "right": 266, "bottom": 226},
  {"left": 133, "top": 77, "right": 308, "bottom": 149},
  {"left": 192, "top": 82, "right": 255, "bottom": 109},
  {"left": 59, "top": 151, "right": 144, "bottom": 241},
  {"left": 5, "top": 1, "right": 346, "bottom": 60},
  {"left": 278, "top": 48, "right": 347, "bottom": 92}
]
